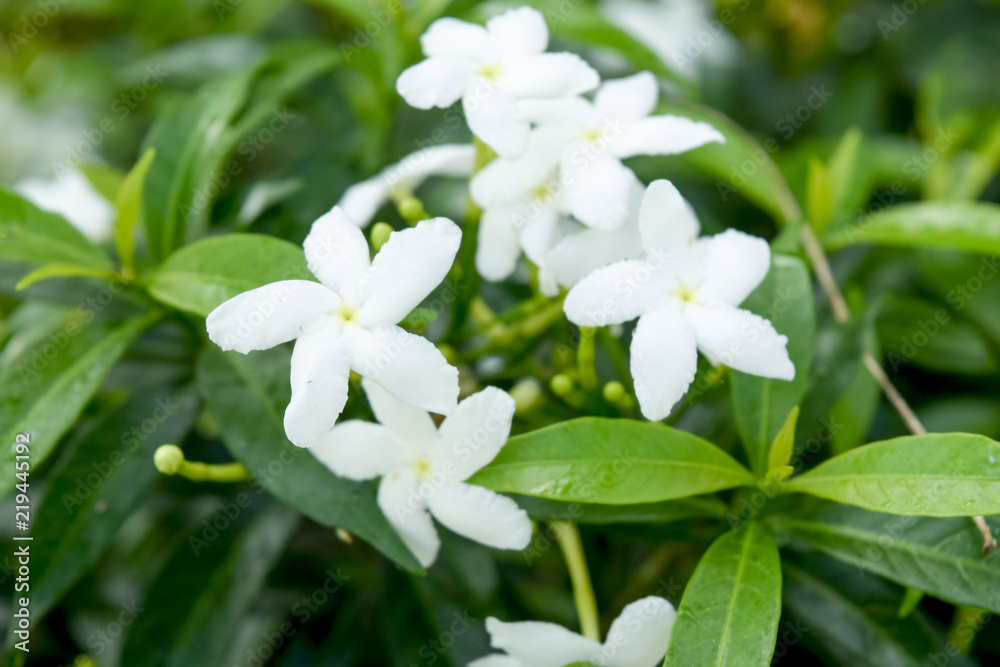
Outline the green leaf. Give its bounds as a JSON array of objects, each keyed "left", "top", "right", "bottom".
[
  {"left": 0, "top": 313, "right": 154, "bottom": 496},
  {"left": 807, "top": 158, "right": 833, "bottom": 233},
  {"left": 196, "top": 345, "right": 423, "bottom": 573},
  {"left": 120, "top": 504, "right": 298, "bottom": 666},
  {"left": 782, "top": 433, "right": 1000, "bottom": 516},
  {"left": 141, "top": 46, "right": 340, "bottom": 262},
  {"left": 767, "top": 406, "right": 799, "bottom": 474},
  {"left": 774, "top": 504, "right": 1000, "bottom": 613},
  {"left": 147, "top": 234, "right": 314, "bottom": 316},
  {"left": 0, "top": 187, "right": 111, "bottom": 270},
  {"left": 115, "top": 147, "right": 157, "bottom": 273},
  {"left": 827, "top": 127, "right": 863, "bottom": 211},
  {"left": 15, "top": 262, "right": 119, "bottom": 290},
  {"left": 665, "top": 523, "right": 782, "bottom": 666},
  {"left": 80, "top": 161, "right": 126, "bottom": 202},
  {"left": 511, "top": 495, "right": 728, "bottom": 525},
  {"left": 824, "top": 201, "right": 1000, "bottom": 255},
  {"left": 731, "top": 256, "right": 816, "bottom": 475},
  {"left": 29, "top": 386, "right": 200, "bottom": 618},
  {"left": 469, "top": 418, "right": 755, "bottom": 505}
]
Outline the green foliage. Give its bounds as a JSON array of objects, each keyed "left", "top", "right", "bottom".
[{"left": 0, "top": 188, "right": 111, "bottom": 270}]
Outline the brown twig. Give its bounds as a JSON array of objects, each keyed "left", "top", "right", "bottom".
[{"left": 798, "top": 226, "right": 996, "bottom": 554}]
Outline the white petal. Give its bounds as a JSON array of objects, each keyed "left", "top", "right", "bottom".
[
  {"left": 303, "top": 207, "right": 371, "bottom": 303},
  {"left": 361, "top": 377, "right": 439, "bottom": 446},
  {"left": 547, "top": 223, "right": 644, "bottom": 290},
  {"left": 519, "top": 204, "right": 561, "bottom": 267},
  {"left": 486, "top": 6, "right": 548, "bottom": 55},
  {"left": 359, "top": 217, "right": 461, "bottom": 326},
  {"left": 595, "top": 71, "right": 658, "bottom": 124},
  {"left": 695, "top": 229, "right": 771, "bottom": 307},
  {"left": 15, "top": 171, "right": 114, "bottom": 242},
  {"left": 563, "top": 154, "right": 636, "bottom": 230},
  {"left": 638, "top": 179, "right": 701, "bottom": 258},
  {"left": 206, "top": 280, "right": 337, "bottom": 354},
  {"left": 427, "top": 480, "right": 531, "bottom": 550},
  {"left": 610, "top": 115, "right": 726, "bottom": 159},
  {"left": 377, "top": 469, "right": 440, "bottom": 567},
  {"left": 602, "top": 596, "right": 676, "bottom": 667},
  {"left": 687, "top": 304, "right": 795, "bottom": 380},
  {"left": 470, "top": 127, "right": 565, "bottom": 208},
  {"left": 564, "top": 259, "right": 670, "bottom": 327},
  {"left": 502, "top": 53, "right": 599, "bottom": 99},
  {"left": 485, "top": 617, "right": 603, "bottom": 667},
  {"left": 283, "top": 325, "right": 352, "bottom": 448},
  {"left": 336, "top": 178, "right": 388, "bottom": 229},
  {"left": 420, "top": 17, "right": 490, "bottom": 58},
  {"left": 397, "top": 57, "right": 474, "bottom": 110},
  {"left": 463, "top": 87, "right": 530, "bottom": 159},
  {"left": 436, "top": 387, "right": 516, "bottom": 480},
  {"left": 519, "top": 97, "right": 595, "bottom": 127},
  {"left": 351, "top": 325, "right": 459, "bottom": 416},
  {"left": 468, "top": 656, "right": 525, "bottom": 667},
  {"left": 477, "top": 206, "right": 523, "bottom": 282},
  {"left": 631, "top": 304, "right": 698, "bottom": 421},
  {"left": 311, "top": 420, "right": 407, "bottom": 481}
]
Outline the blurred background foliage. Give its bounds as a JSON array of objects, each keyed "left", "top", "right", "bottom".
[{"left": 2, "top": 0, "right": 1000, "bottom": 665}]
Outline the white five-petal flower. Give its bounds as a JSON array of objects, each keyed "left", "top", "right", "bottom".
[
  {"left": 206, "top": 208, "right": 461, "bottom": 448},
  {"left": 564, "top": 180, "right": 795, "bottom": 421},
  {"left": 313, "top": 380, "right": 532, "bottom": 567},
  {"left": 337, "top": 144, "right": 476, "bottom": 227},
  {"left": 15, "top": 170, "right": 115, "bottom": 242},
  {"left": 492, "top": 71, "right": 725, "bottom": 230},
  {"left": 397, "top": 7, "right": 599, "bottom": 159},
  {"left": 470, "top": 596, "right": 677, "bottom": 667}
]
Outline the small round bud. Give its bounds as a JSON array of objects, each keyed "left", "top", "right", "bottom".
[
  {"left": 603, "top": 381, "right": 626, "bottom": 404},
  {"left": 551, "top": 374, "right": 574, "bottom": 396},
  {"left": 398, "top": 196, "right": 427, "bottom": 222},
  {"left": 370, "top": 222, "right": 394, "bottom": 251},
  {"left": 154, "top": 445, "right": 185, "bottom": 475},
  {"left": 510, "top": 378, "right": 543, "bottom": 413}
]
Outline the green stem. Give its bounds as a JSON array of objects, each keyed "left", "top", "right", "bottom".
[
  {"left": 577, "top": 327, "right": 598, "bottom": 390},
  {"left": 551, "top": 521, "right": 600, "bottom": 641},
  {"left": 947, "top": 606, "right": 989, "bottom": 654},
  {"left": 179, "top": 460, "right": 251, "bottom": 483}
]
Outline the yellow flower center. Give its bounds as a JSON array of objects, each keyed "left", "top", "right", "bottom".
[
  {"left": 673, "top": 282, "right": 699, "bottom": 306},
  {"left": 478, "top": 63, "right": 504, "bottom": 82},
  {"left": 581, "top": 127, "right": 604, "bottom": 143},
  {"left": 332, "top": 303, "right": 360, "bottom": 325},
  {"left": 529, "top": 183, "right": 555, "bottom": 204},
  {"left": 412, "top": 456, "right": 433, "bottom": 479}
]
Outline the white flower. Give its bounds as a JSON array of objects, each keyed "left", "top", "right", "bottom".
[
  {"left": 206, "top": 208, "right": 461, "bottom": 448},
  {"left": 564, "top": 180, "right": 794, "bottom": 421},
  {"left": 337, "top": 144, "right": 476, "bottom": 227},
  {"left": 15, "top": 170, "right": 115, "bottom": 242},
  {"left": 470, "top": 596, "right": 676, "bottom": 667},
  {"left": 477, "top": 71, "right": 724, "bottom": 231},
  {"left": 396, "top": 7, "right": 599, "bottom": 159},
  {"left": 312, "top": 380, "right": 532, "bottom": 567}
]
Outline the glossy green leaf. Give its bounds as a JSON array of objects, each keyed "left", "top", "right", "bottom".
[
  {"left": 511, "top": 495, "right": 728, "bottom": 525},
  {"left": 665, "top": 523, "right": 782, "bottom": 666},
  {"left": 29, "top": 386, "right": 200, "bottom": 618},
  {"left": 0, "top": 187, "right": 111, "bottom": 269},
  {"left": 824, "top": 201, "right": 1000, "bottom": 254},
  {"left": 731, "top": 256, "right": 816, "bottom": 476},
  {"left": 469, "top": 418, "right": 755, "bottom": 504},
  {"left": 0, "top": 313, "right": 155, "bottom": 496},
  {"left": 196, "top": 345, "right": 423, "bottom": 573},
  {"left": 14, "top": 262, "right": 118, "bottom": 290},
  {"left": 121, "top": 504, "right": 298, "bottom": 666},
  {"left": 783, "top": 433, "right": 1000, "bottom": 516},
  {"left": 775, "top": 504, "right": 1000, "bottom": 613},
  {"left": 115, "top": 147, "right": 157, "bottom": 272},
  {"left": 147, "top": 234, "right": 314, "bottom": 316}
]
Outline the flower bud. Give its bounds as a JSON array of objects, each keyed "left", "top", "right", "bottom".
[{"left": 154, "top": 444, "right": 185, "bottom": 475}]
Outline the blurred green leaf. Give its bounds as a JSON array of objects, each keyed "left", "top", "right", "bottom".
[
  {"left": 824, "top": 201, "right": 1000, "bottom": 255},
  {"left": 121, "top": 504, "right": 298, "bottom": 666},
  {"left": 0, "top": 313, "right": 155, "bottom": 496},
  {"left": 147, "top": 233, "right": 314, "bottom": 316},
  {"left": 775, "top": 505, "right": 1000, "bottom": 613},
  {"left": 806, "top": 158, "right": 832, "bottom": 233},
  {"left": 197, "top": 345, "right": 423, "bottom": 573},
  {"left": 115, "top": 147, "right": 157, "bottom": 273},
  {"left": 766, "top": 406, "right": 798, "bottom": 478},
  {"left": 511, "top": 494, "right": 728, "bottom": 524},
  {"left": 0, "top": 187, "right": 111, "bottom": 269},
  {"left": 29, "top": 385, "right": 200, "bottom": 618},
  {"left": 665, "top": 522, "right": 782, "bottom": 666},
  {"left": 783, "top": 433, "right": 1000, "bottom": 516},
  {"left": 731, "top": 256, "right": 816, "bottom": 476},
  {"left": 14, "top": 262, "right": 119, "bottom": 290},
  {"left": 469, "top": 418, "right": 755, "bottom": 504}
]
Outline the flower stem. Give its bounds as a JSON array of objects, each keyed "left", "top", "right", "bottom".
[
  {"left": 154, "top": 444, "right": 250, "bottom": 483},
  {"left": 551, "top": 521, "right": 600, "bottom": 641},
  {"left": 577, "top": 327, "right": 598, "bottom": 390}
]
